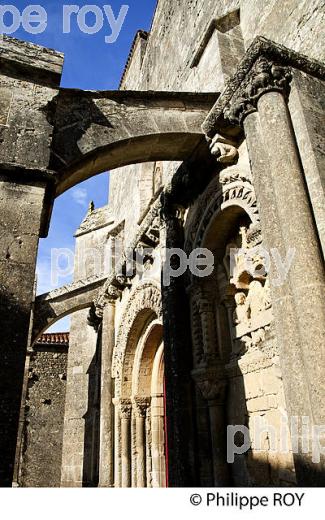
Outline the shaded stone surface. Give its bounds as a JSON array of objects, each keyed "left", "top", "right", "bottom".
[{"left": 19, "top": 336, "right": 68, "bottom": 487}]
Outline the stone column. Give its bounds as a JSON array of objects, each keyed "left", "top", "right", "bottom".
[
  {"left": 193, "top": 368, "right": 229, "bottom": 486},
  {"left": 194, "top": 281, "right": 220, "bottom": 363},
  {"left": 219, "top": 57, "right": 325, "bottom": 483},
  {"left": 245, "top": 92, "right": 325, "bottom": 483},
  {"left": 0, "top": 175, "right": 47, "bottom": 486},
  {"left": 120, "top": 399, "right": 132, "bottom": 488},
  {"left": 134, "top": 397, "right": 149, "bottom": 487},
  {"left": 98, "top": 293, "right": 117, "bottom": 487},
  {"left": 160, "top": 211, "right": 196, "bottom": 487},
  {"left": 146, "top": 404, "right": 153, "bottom": 487},
  {"left": 151, "top": 394, "right": 166, "bottom": 488},
  {"left": 113, "top": 398, "right": 121, "bottom": 487}
]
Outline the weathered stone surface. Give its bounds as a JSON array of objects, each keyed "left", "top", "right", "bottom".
[
  {"left": 19, "top": 338, "right": 68, "bottom": 487},
  {"left": 51, "top": 90, "right": 218, "bottom": 196},
  {"left": 32, "top": 275, "right": 106, "bottom": 343},
  {"left": 0, "top": 177, "right": 47, "bottom": 486}
]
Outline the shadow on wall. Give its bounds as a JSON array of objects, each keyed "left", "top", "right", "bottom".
[
  {"left": 82, "top": 325, "right": 101, "bottom": 487},
  {"left": 0, "top": 292, "right": 31, "bottom": 487}
]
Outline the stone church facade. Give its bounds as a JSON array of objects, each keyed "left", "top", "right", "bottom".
[{"left": 0, "top": 0, "right": 324, "bottom": 487}]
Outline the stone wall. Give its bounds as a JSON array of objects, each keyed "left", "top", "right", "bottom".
[
  {"left": 19, "top": 342, "right": 68, "bottom": 487},
  {"left": 61, "top": 310, "right": 99, "bottom": 487}
]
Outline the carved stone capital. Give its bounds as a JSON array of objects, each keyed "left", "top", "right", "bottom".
[
  {"left": 192, "top": 367, "right": 227, "bottom": 403},
  {"left": 207, "top": 133, "right": 239, "bottom": 164},
  {"left": 133, "top": 397, "right": 150, "bottom": 418},
  {"left": 120, "top": 399, "right": 132, "bottom": 419},
  {"left": 224, "top": 57, "right": 292, "bottom": 126},
  {"left": 203, "top": 36, "right": 325, "bottom": 138}
]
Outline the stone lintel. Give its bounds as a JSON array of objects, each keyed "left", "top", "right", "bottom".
[
  {"left": 202, "top": 36, "right": 325, "bottom": 137},
  {"left": 0, "top": 35, "right": 64, "bottom": 87}
]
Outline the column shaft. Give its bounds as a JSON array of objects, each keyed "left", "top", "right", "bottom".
[
  {"left": 114, "top": 402, "right": 121, "bottom": 487},
  {"left": 98, "top": 301, "right": 115, "bottom": 487},
  {"left": 244, "top": 92, "right": 325, "bottom": 483},
  {"left": 135, "top": 415, "right": 146, "bottom": 487},
  {"left": 120, "top": 403, "right": 132, "bottom": 488},
  {"left": 161, "top": 217, "right": 196, "bottom": 486},
  {"left": 208, "top": 402, "right": 229, "bottom": 486}
]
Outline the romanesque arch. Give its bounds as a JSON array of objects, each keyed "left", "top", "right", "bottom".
[
  {"left": 112, "top": 282, "right": 165, "bottom": 487},
  {"left": 112, "top": 282, "right": 162, "bottom": 394},
  {"left": 32, "top": 275, "right": 106, "bottom": 344}
]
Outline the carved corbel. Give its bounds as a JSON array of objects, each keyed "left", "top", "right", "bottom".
[
  {"left": 207, "top": 133, "right": 239, "bottom": 164},
  {"left": 106, "top": 284, "right": 122, "bottom": 302},
  {"left": 116, "top": 274, "right": 132, "bottom": 289}
]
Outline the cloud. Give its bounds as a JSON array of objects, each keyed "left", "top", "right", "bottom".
[
  {"left": 36, "top": 255, "right": 73, "bottom": 295},
  {"left": 71, "top": 187, "right": 88, "bottom": 207}
]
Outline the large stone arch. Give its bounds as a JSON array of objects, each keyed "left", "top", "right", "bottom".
[
  {"left": 31, "top": 275, "right": 105, "bottom": 344},
  {"left": 112, "top": 282, "right": 162, "bottom": 397},
  {"left": 51, "top": 90, "right": 218, "bottom": 196}
]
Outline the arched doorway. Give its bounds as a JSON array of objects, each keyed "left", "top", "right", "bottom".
[
  {"left": 112, "top": 283, "right": 167, "bottom": 488},
  {"left": 131, "top": 322, "right": 166, "bottom": 488}
]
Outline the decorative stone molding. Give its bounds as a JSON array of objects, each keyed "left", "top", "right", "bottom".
[
  {"left": 224, "top": 57, "right": 292, "bottom": 126},
  {"left": 190, "top": 282, "right": 220, "bottom": 367},
  {"left": 207, "top": 133, "right": 239, "bottom": 164},
  {"left": 112, "top": 283, "right": 162, "bottom": 386},
  {"left": 120, "top": 399, "right": 132, "bottom": 420},
  {"left": 219, "top": 168, "right": 252, "bottom": 185},
  {"left": 185, "top": 168, "right": 260, "bottom": 254},
  {"left": 133, "top": 397, "right": 150, "bottom": 418},
  {"left": 202, "top": 36, "right": 325, "bottom": 138}
]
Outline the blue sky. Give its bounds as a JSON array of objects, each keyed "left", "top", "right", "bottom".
[{"left": 5, "top": 0, "right": 157, "bottom": 330}]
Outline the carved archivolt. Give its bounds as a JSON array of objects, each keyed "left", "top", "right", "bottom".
[
  {"left": 112, "top": 283, "right": 162, "bottom": 387},
  {"left": 185, "top": 166, "right": 260, "bottom": 253}
]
